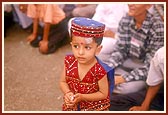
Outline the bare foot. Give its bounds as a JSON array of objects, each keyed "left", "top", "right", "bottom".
[{"left": 27, "top": 33, "right": 37, "bottom": 43}]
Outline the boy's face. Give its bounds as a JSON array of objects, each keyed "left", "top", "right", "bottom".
[{"left": 71, "top": 36, "right": 102, "bottom": 64}]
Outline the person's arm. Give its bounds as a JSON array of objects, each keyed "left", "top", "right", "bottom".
[
  {"left": 39, "top": 22, "right": 51, "bottom": 53},
  {"left": 104, "top": 30, "right": 115, "bottom": 38},
  {"left": 72, "top": 74, "right": 109, "bottom": 103},
  {"left": 129, "top": 47, "right": 164, "bottom": 111},
  {"left": 42, "top": 23, "right": 50, "bottom": 41},
  {"left": 122, "top": 17, "right": 164, "bottom": 82},
  {"left": 108, "top": 17, "right": 130, "bottom": 68},
  {"left": 129, "top": 84, "right": 162, "bottom": 111},
  {"left": 59, "top": 65, "right": 75, "bottom": 107},
  {"left": 27, "top": 4, "right": 39, "bottom": 43},
  {"left": 59, "top": 66, "right": 71, "bottom": 94},
  {"left": 122, "top": 47, "right": 162, "bottom": 82},
  {"left": 141, "top": 84, "right": 162, "bottom": 110},
  {"left": 27, "top": 17, "right": 39, "bottom": 42}
]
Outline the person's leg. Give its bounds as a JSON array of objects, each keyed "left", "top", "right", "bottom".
[
  {"left": 27, "top": 18, "right": 38, "bottom": 42},
  {"left": 109, "top": 89, "right": 146, "bottom": 111},
  {"left": 113, "top": 80, "right": 147, "bottom": 94},
  {"left": 113, "top": 59, "right": 147, "bottom": 94},
  {"left": 39, "top": 22, "right": 50, "bottom": 54}
]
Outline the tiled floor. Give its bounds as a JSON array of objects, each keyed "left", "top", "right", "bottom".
[{"left": 3, "top": 24, "right": 72, "bottom": 111}]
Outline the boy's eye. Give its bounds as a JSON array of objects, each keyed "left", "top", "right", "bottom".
[
  {"left": 85, "top": 46, "right": 91, "bottom": 50},
  {"left": 73, "top": 44, "right": 79, "bottom": 48}
]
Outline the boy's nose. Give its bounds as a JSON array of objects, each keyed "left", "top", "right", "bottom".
[{"left": 79, "top": 47, "right": 84, "bottom": 55}]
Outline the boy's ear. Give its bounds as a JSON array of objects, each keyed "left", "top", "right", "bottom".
[{"left": 96, "top": 45, "right": 103, "bottom": 55}]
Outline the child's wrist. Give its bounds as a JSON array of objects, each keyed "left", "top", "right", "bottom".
[{"left": 64, "top": 90, "right": 72, "bottom": 95}]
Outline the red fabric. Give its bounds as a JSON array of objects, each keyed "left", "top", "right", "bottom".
[{"left": 62, "top": 55, "right": 110, "bottom": 111}]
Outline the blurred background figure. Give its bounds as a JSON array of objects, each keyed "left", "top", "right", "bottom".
[
  {"left": 72, "top": 4, "right": 97, "bottom": 18},
  {"left": 92, "top": 4, "right": 128, "bottom": 38},
  {"left": 148, "top": 4, "right": 164, "bottom": 21},
  {"left": 92, "top": 4, "right": 128, "bottom": 62},
  {"left": 13, "top": 4, "right": 33, "bottom": 30},
  {"left": 4, "top": 4, "right": 15, "bottom": 37},
  {"left": 25, "top": 4, "right": 66, "bottom": 54}
]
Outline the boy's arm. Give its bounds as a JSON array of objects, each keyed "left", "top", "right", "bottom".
[
  {"left": 73, "top": 74, "right": 109, "bottom": 103},
  {"left": 59, "top": 66, "right": 71, "bottom": 94}
]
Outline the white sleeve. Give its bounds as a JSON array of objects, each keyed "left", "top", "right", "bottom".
[
  {"left": 146, "top": 47, "right": 164, "bottom": 86},
  {"left": 92, "top": 4, "right": 128, "bottom": 32}
]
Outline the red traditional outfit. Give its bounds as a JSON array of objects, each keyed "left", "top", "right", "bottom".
[{"left": 62, "top": 55, "right": 110, "bottom": 111}]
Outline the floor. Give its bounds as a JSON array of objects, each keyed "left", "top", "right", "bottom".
[{"left": 3, "top": 24, "right": 72, "bottom": 111}]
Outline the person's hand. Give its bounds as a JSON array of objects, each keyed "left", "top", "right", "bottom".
[
  {"left": 64, "top": 92, "right": 75, "bottom": 108},
  {"left": 129, "top": 105, "right": 149, "bottom": 111},
  {"left": 115, "top": 75, "right": 126, "bottom": 85},
  {"left": 39, "top": 40, "right": 48, "bottom": 54},
  {"left": 72, "top": 93, "right": 82, "bottom": 104},
  {"left": 27, "top": 33, "right": 37, "bottom": 43},
  {"left": 104, "top": 30, "right": 115, "bottom": 38}
]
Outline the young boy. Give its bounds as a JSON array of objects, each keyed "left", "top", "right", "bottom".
[{"left": 59, "top": 17, "right": 114, "bottom": 111}]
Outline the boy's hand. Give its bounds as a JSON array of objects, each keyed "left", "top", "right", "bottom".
[
  {"left": 64, "top": 92, "right": 75, "bottom": 107},
  {"left": 73, "top": 93, "right": 82, "bottom": 104}
]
